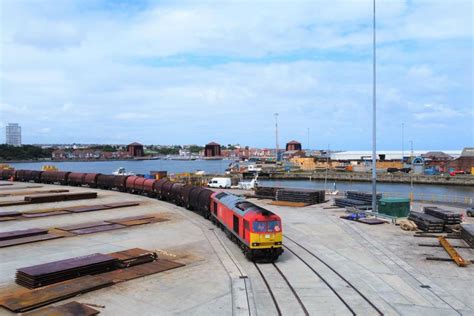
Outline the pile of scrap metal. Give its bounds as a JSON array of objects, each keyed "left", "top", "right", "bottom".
[{"left": 0, "top": 248, "right": 183, "bottom": 313}]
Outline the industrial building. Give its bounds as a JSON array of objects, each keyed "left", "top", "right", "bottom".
[
  {"left": 5, "top": 123, "right": 21, "bottom": 146},
  {"left": 204, "top": 142, "right": 221, "bottom": 157},
  {"left": 286, "top": 140, "right": 302, "bottom": 151},
  {"left": 127, "top": 142, "right": 144, "bottom": 157}
]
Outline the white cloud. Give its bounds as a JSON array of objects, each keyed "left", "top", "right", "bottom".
[
  {"left": 114, "top": 112, "right": 151, "bottom": 120},
  {"left": 0, "top": 0, "right": 471, "bottom": 149},
  {"left": 414, "top": 104, "right": 463, "bottom": 120}
]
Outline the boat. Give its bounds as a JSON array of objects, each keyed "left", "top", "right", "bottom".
[
  {"left": 112, "top": 167, "right": 135, "bottom": 176},
  {"left": 238, "top": 173, "right": 259, "bottom": 190}
]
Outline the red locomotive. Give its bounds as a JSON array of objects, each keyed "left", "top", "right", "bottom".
[{"left": 210, "top": 192, "right": 283, "bottom": 262}]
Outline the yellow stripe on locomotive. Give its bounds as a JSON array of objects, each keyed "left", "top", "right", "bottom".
[{"left": 249, "top": 232, "right": 283, "bottom": 249}]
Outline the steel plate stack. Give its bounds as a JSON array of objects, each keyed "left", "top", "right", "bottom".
[
  {"left": 334, "top": 191, "right": 382, "bottom": 209},
  {"left": 408, "top": 211, "right": 444, "bottom": 233},
  {"left": 423, "top": 207, "right": 462, "bottom": 225},
  {"left": 254, "top": 187, "right": 279, "bottom": 199},
  {"left": 334, "top": 198, "right": 370, "bottom": 208},
  {"left": 275, "top": 188, "right": 325, "bottom": 205},
  {"left": 16, "top": 254, "right": 118, "bottom": 289},
  {"left": 460, "top": 224, "right": 474, "bottom": 248},
  {"left": 346, "top": 191, "right": 382, "bottom": 203}
]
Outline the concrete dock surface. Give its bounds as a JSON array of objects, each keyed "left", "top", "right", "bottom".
[{"left": 0, "top": 181, "right": 472, "bottom": 315}]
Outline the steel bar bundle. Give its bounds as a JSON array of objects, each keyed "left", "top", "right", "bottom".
[
  {"left": 460, "top": 224, "right": 474, "bottom": 248},
  {"left": 423, "top": 207, "right": 462, "bottom": 225},
  {"left": 408, "top": 211, "right": 445, "bottom": 233},
  {"left": 275, "top": 188, "right": 325, "bottom": 204}
]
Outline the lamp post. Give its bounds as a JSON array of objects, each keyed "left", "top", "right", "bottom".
[
  {"left": 274, "top": 113, "right": 279, "bottom": 161},
  {"left": 410, "top": 140, "right": 414, "bottom": 202},
  {"left": 371, "top": 0, "right": 377, "bottom": 215},
  {"left": 402, "top": 122, "right": 405, "bottom": 165},
  {"left": 307, "top": 127, "right": 310, "bottom": 151}
]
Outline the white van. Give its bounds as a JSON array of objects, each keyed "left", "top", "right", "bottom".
[{"left": 208, "top": 177, "right": 232, "bottom": 189}]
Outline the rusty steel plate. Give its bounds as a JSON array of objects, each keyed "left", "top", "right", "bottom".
[
  {"left": 22, "top": 211, "right": 70, "bottom": 218},
  {"left": 109, "top": 248, "right": 157, "bottom": 268},
  {"left": 114, "top": 219, "right": 153, "bottom": 226},
  {"left": 0, "top": 200, "right": 29, "bottom": 207},
  {"left": 69, "top": 224, "right": 125, "bottom": 235},
  {"left": 0, "top": 217, "right": 17, "bottom": 222},
  {"left": 103, "top": 202, "right": 140, "bottom": 209},
  {"left": 56, "top": 222, "right": 112, "bottom": 232},
  {"left": 0, "top": 228, "right": 48, "bottom": 241},
  {"left": 24, "top": 192, "right": 98, "bottom": 203},
  {"left": 0, "top": 275, "right": 113, "bottom": 312},
  {"left": 108, "top": 248, "right": 156, "bottom": 260},
  {"left": 0, "top": 211, "right": 21, "bottom": 217},
  {"left": 63, "top": 205, "right": 107, "bottom": 213},
  {"left": 101, "top": 259, "right": 185, "bottom": 284},
  {"left": 22, "top": 301, "right": 100, "bottom": 316},
  {"left": 18, "top": 254, "right": 116, "bottom": 277},
  {"left": 106, "top": 214, "right": 156, "bottom": 224},
  {"left": 0, "top": 233, "right": 64, "bottom": 248}
]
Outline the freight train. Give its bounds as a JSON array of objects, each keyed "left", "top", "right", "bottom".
[{"left": 0, "top": 169, "right": 283, "bottom": 262}]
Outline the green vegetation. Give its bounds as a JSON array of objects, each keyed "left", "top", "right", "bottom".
[
  {"left": 90, "top": 145, "right": 121, "bottom": 152},
  {"left": 187, "top": 145, "right": 204, "bottom": 153},
  {"left": 0, "top": 145, "right": 53, "bottom": 161}
]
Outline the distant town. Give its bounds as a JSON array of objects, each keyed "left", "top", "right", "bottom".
[{"left": 1, "top": 123, "right": 473, "bottom": 177}]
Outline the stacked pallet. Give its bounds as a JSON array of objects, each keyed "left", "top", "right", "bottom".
[
  {"left": 16, "top": 254, "right": 119, "bottom": 289},
  {"left": 423, "top": 207, "right": 462, "bottom": 225},
  {"left": 275, "top": 189, "right": 325, "bottom": 204},
  {"left": 460, "top": 224, "right": 474, "bottom": 248},
  {"left": 334, "top": 191, "right": 382, "bottom": 209},
  {"left": 408, "top": 211, "right": 445, "bottom": 233}
]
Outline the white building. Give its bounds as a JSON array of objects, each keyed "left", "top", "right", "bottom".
[
  {"left": 6, "top": 123, "right": 21, "bottom": 146},
  {"left": 330, "top": 150, "right": 462, "bottom": 161}
]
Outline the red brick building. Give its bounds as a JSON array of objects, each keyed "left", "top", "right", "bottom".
[
  {"left": 127, "top": 142, "right": 144, "bottom": 157},
  {"left": 205, "top": 142, "right": 221, "bottom": 157},
  {"left": 286, "top": 140, "right": 302, "bottom": 151}
]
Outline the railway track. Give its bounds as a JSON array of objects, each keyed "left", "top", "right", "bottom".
[
  {"left": 283, "top": 235, "right": 384, "bottom": 316},
  {"left": 253, "top": 262, "right": 309, "bottom": 316}
]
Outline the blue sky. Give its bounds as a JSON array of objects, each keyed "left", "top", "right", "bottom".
[{"left": 0, "top": 0, "right": 472, "bottom": 150}]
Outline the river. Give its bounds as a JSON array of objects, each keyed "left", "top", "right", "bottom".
[{"left": 8, "top": 160, "right": 474, "bottom": 198}]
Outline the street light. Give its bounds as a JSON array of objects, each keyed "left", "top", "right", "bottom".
[
  {"left": 274, "top": 113, "right": 279, "bottom": 161},
  {"left": 371, "top": 0, "right": 377, "bottom": 215},
  {"left": 402, "top": 122, "right": 405, "bottom": 165}
]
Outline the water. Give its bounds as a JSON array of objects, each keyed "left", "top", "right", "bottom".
[
  {"left": 9, "top": 159, "right": 231, "bottom": 175},
  {"left": 8, "top": 160, "right": 474, "bottom": 198}
]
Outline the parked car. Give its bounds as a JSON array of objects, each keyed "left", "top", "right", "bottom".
[
  {"left": 449, "top": 170, "right": 467, "bottom": 176},
  {"left": 467, "top": 207, "right": 474, "bottom": 217}
]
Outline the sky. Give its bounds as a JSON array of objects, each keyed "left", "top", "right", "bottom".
[{"left": 0, "top": 0, "right": 472, "bottom": 150}]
